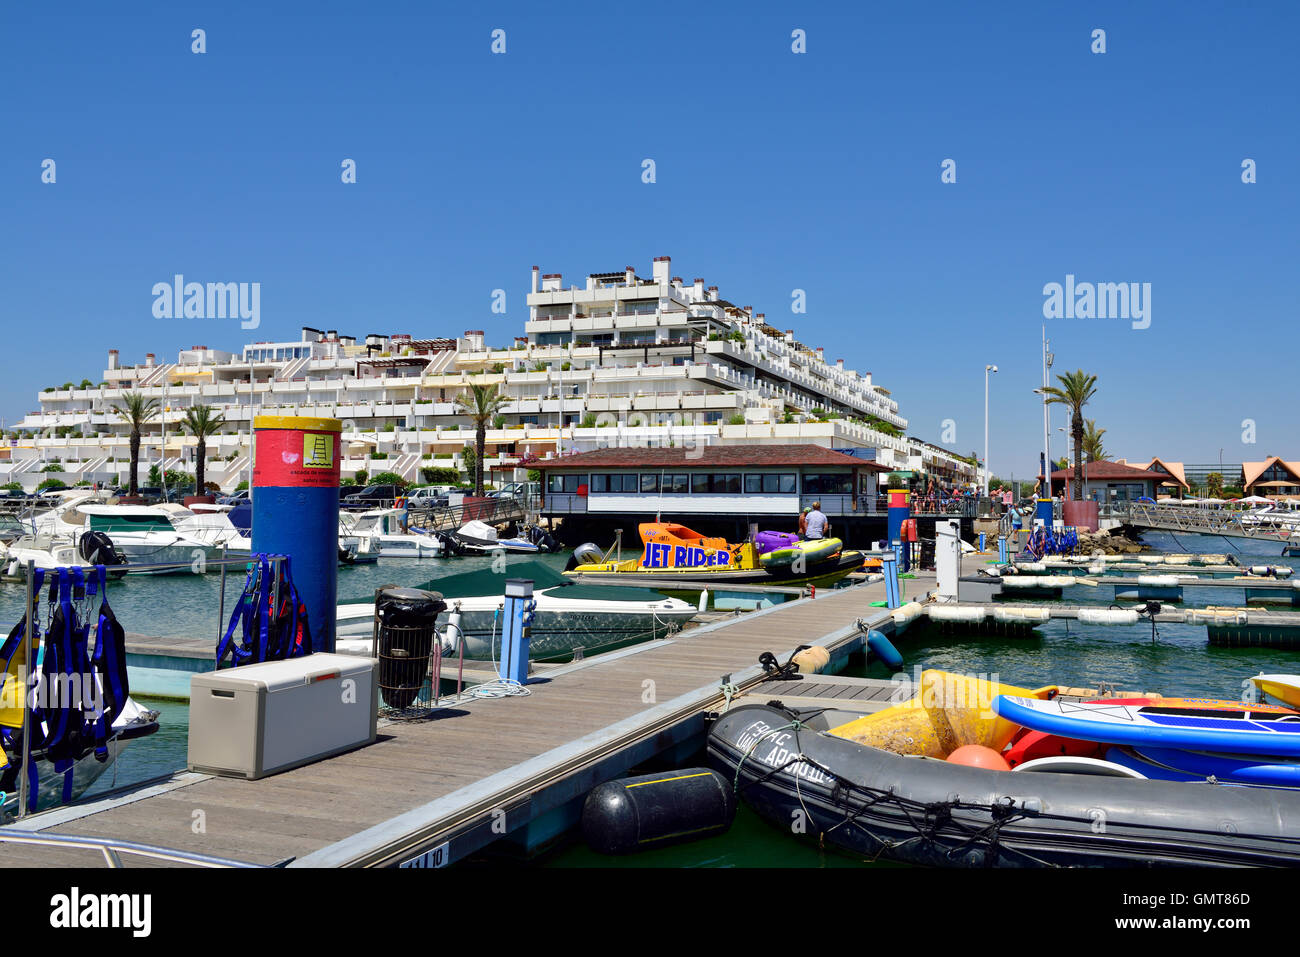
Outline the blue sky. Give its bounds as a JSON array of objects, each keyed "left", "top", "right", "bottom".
[{"left": 3, "top": 1, "right": 1296, "bottom": 480}]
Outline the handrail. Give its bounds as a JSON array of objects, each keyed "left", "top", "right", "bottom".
[{"left": 0, "top": 829, "right": 264, "bottom": 867}]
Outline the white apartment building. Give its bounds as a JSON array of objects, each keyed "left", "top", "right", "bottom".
[{"left": 4, "top": 257, "right": 977, "bottom": 491}]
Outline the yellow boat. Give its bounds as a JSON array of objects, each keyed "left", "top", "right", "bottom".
[
  {"left": 567, "top": 522, "right": 865, "bottom": 590},
  {"left": 1250, "top": 674, "right": 1300, "bottom": 709}
]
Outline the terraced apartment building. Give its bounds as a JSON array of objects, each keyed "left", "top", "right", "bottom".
[{"left": 4, "top": 257, "right": 978, "bottom": 491}]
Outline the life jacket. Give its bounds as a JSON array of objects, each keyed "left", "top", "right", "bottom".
[
  {"left": 216, "top": 555, "right": 311, "bottom": 667},
  {"left": 0, "top": 565, "right": 131, "bottom": 811}
]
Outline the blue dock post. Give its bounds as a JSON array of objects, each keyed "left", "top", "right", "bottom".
[
  {"left": 978, "top": 531, "right": 987, "bottom": 552},
  {"left": 886, "top": 488, "right": 911, "bottom": 573},
  {"left": 251, "top": 415, "right": 341, "bottom": 652},
  {"left": 998, "top": 535, "right": 1009, "bottom": 563},
  {"left": 881, "top": 551, "right": 901, "bottom": 609},
  {"left": 500, "top": 578, "right": 536, "bottom": 684},
  {"left": 1034, "top": 497, "right": 1054, "bottom": 529}
]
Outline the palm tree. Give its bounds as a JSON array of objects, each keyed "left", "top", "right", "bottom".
[
  {"left": 454, "top": 383, "right": 506, "bottom": 495},
  {"left": 1082, "top": 419, "right": 1107, "bottom": 463},
  {"left": 180, "top": 405, "right": 226, "bottom": 495},
  {"left": 1041, "top": 370, "right": 1098, "bottom": 500},
  {"left": 112, "top": 392, "right": 159, "bottom": 496}
]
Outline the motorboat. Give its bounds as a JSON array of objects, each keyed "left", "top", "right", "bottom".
[
  {"left": 335, "top": 560, "right": 698, "bottom": 660},
  {"left": 449, "top": 519, "right": 543, "bottom": 554},
  {"left": 33, "top": 500, "right": 220, "bottom": 573},
  {"left": 339, "top": 508, "right": 442, "bottom": 559},
  {"left": 566, "top": 522, "right": 865, "bottom": 590}
]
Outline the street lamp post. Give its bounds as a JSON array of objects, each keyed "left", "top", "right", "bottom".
[{"left": 984, "top": 364, "right": 998, "bottom": 497}]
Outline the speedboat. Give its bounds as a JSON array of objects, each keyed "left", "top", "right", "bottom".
[
  {"left": 567, "top": 522, "right": 865, "bottom": 591},
  {"left": 450, "top": 519, "right": 541, "bottom": 554},
  {"left": 0, "top": 514, "right": 129, "bottom": 581},
  {"left": 35, "top": 501, "right": 220, "bottom": 573},
  {"left": 335, "top": 559, "right": 699, "bottom": 660},
  {"left": 339, "top": 508, "right": 442, "bottom": 559}
]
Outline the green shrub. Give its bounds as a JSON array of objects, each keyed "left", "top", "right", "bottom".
[
  {"left": 492, "top": 414, "right": 506, "bottom": 429},
  {"left": 36, "top": 477, "right": 65, "bottom": 491},
  {"left": 41, "top": 463, "right": 62, "bottom": 473},
  {"left": 580, "top": 413, "right": 597, "bottom": 428},
  {"left": 727, "top": 413, "right": 746, "bottom": 425},
  {"left": 369, "top": 452, "right": 388, "bottom": 460},
  {"left": 419, "top": 467, "right": 459, "bottom": 485},
  {"left": 368, "top": 471, "right": 409, "bottom": 488}
]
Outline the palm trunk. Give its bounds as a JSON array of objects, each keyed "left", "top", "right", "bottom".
[
  {"left": 1072, "top": 410, "right": 1084, "bottom": 500},
  {"left": 129, "top": 430, "right": 140, "bottom": 495},
  {"left": 196, "top": 437, "right": 206, "bottom": 493},
  {"left": 475, "top": 422, "right": 486, "bottom": 496}
]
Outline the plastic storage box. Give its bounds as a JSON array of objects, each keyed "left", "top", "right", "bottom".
[{"left": 188, "top": 653, "right": 378, "bottom": 779}]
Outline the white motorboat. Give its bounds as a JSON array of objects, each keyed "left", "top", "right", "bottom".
[
  {"left": 450, "top": 519, "right": 541, "bottom": 554},
  {"left": 339, "top": 509, "right": 442, "bottom": 559},
  {"left": 335, "top": 560, "right": 698, "bottom": 660},
  {"left": 35, "top": 501, "right": 220, "bottom": 573}
]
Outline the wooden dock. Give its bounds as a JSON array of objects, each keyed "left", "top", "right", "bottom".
[{"left": 0, "top": 565, "right": 939, "bottom": 868}]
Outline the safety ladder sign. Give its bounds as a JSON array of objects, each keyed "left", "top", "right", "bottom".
[{"left": 400, "top": 841, "right": 450, "bottom": 869}]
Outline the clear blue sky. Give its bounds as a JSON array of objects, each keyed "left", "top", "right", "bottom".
[{"left": 3, "top": 1, "right": 1296, "bottom": 480}]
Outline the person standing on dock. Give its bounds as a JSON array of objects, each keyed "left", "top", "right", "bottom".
[
  {"left": 805, "top": 502, "right": 829, "bottom": 540},
  {"left": 798, "top": 506, "right": 810, "bottom": 537}
]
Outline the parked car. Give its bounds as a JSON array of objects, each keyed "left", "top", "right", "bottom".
[
  {"left": 218, "top": 489, "right": 251, "bottom": 506},
  {"left": 340, "top": 484, "right": 403, "bottom": 508},
  {"left": 403, "top": 486, "right": 449, "bottom": 509}
]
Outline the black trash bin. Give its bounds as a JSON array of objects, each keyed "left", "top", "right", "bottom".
[{"left": 375, "top": 587, "right": 447, "bottom": 709}]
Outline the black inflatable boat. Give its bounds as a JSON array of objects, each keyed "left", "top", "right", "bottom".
[{"left": 708, "top": 702, "right": 1300, "bottom": 867}]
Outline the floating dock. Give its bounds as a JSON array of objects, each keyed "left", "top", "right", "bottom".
[{"left": 0, "top": 565, "right": 939, "bottom": 868}]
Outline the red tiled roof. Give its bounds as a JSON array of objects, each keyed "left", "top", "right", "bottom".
[
  {"left": 533, "top": 444, "right": 890, "bottom": 470},
  {"left": 1051, "top": 461, "right": 1165, "bottom": 481}
]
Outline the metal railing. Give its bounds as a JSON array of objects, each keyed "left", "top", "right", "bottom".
[
  {"left": 404, "top": 496, "right": 533, "bottom": 532},
  {"left": 0, "top": 829, "right": 263, "bottom": 867},
  {"left": 1119, "top": 501, "right": 1300, "bottom": 542}
]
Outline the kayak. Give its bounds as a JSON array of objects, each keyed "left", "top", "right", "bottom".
[
  {"left": 994, "top": 695, "right": 1300, "bottom": 758},
  {"left": 1251, "top": 674, "right": 1300, "bottom": 709}
]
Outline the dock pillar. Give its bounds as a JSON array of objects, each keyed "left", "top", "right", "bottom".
[
  {"left": 997, "top": 536, "right": 1009, "bottom": 563},
  {"left": 500, "top": 578, "right": 536, "bottom": 684},
  {"left": 882, "top": 551, "right": 901, "bottom": 608},
  {"left": 252, "top": 415, "right": 341, "bottom": 653},
  {"left": 886, "top": 488, "right": 911, "bottom": 573},
  {"left": 1034, "top": 497, "right": 1054, "bottom": 529}
]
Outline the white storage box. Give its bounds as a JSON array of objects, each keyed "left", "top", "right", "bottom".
[{"left": 188, "top": 653, "right": 378, "bottom": 779}]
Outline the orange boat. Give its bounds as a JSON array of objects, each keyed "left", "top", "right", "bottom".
[{"left": 638, "top": 523, "right": 750, "bottom": 569}]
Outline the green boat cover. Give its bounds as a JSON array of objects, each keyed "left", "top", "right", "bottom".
[{"left": 340, "top": 560, "right": 672, "bottom": 605}]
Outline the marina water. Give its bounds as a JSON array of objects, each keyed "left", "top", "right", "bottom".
[{"left": 9, "top": 548, "right": 1298, "bottom": 866}]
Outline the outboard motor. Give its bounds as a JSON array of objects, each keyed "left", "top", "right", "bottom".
[
  {"left": 79, "top": 531, "right": 128, "bottom": 570},
  {"left": 572, "top": 542, "right": 604, "bottom": 566}
]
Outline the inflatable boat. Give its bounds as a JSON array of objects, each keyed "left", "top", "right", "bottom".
[{"left": 707, "top": 670, "right": 1300, "bottom": 867}]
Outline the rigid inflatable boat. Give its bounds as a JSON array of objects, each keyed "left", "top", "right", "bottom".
[{"left": 707, "top": 670, "right": 1300, "bottom": 867}]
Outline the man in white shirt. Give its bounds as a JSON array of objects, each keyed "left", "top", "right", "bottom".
[{"left": 804, "top": 502, "right": 829, "bottom": 540}]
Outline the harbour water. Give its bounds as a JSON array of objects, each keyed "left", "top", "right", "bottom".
[{"left": 11, "top": 548, "right": 1300, "bottom": 866}]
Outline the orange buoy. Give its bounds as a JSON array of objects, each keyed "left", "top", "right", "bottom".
[{"left": 946, "top": 745, "right": 1011, "bottom": 772}]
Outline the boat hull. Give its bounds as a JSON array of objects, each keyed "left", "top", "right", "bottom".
[{"left": 709, "top": 703, "right": 1300, "bottom": 867}]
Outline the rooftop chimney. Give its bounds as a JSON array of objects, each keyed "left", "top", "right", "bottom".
[
  {"left": 652, "top": 255, "right": 671, "bottom": 286},
  {"left": 145, "top": 353, "right": 156, "bottom": 367},
  {"left": 693, "top": 278, "right": 705, "bottom": 299},
  {"left": 531, "top": 265, "right": 540, "bottom": 294},
  {"left": 107, "top": 349, "right": 119, "bottom": 371},
  {"left": 542, "top": 273, "right": 562, "bottom": 292},
  {"left": 625, "top": 266, "right": 635, "bottom": 286}
]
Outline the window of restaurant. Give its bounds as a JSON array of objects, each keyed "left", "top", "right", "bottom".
[
  {"left": 590, "top": 473, "right": 639, "bottom": 493},
  {"left": 802, "top": 473, "right": 854, "bottom": 495},
  {"left": 691, "top": 473, "right": 742, "bottom": 494},
  {"left": 744, "top": 473, "right": 798, "bottom": 494},
  {"left": 547, "top": 474, "right": 586, "bottom": 494}
]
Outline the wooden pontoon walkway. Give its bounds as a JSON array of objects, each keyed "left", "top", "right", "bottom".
[{"left": 0, "top": 566, "right": 938, "bottom": 868}]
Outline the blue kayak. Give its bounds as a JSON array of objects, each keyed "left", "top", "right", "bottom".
[{"left": 994, "top": 695, "right": 1300, "bottom": 758}]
